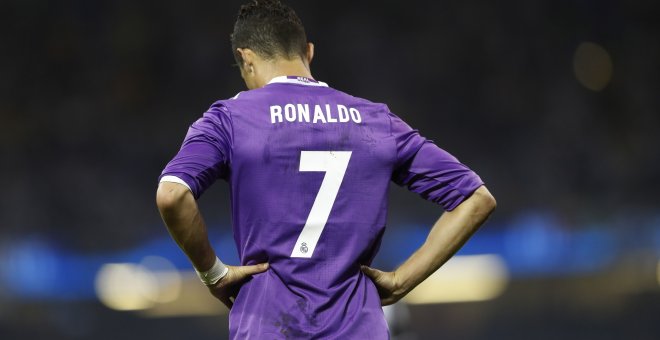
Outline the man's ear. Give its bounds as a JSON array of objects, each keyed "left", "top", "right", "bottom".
[
  {"left": 306, "top": 43, "right": 315, "bottom": 65},
  {"left": 236, "top": 48, "right": 255, "bottom": 70}
]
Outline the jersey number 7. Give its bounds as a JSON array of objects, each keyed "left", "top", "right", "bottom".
[{"left": 290, "top": 151, "right": 352, "bottom": 258}]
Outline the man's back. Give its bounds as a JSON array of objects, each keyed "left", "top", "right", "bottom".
[
  {"left": 224, "top": 77, "right": 393, "bottom": 338},
  {"left": 170, "top": 76, "right": 398, "bottom": 337},
  {"left": 161, "top": 76, "right": 483, "bottom": 338}
]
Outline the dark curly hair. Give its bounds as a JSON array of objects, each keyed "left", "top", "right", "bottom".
[{"left": 231, "top": 0, "right": 308, "bottom": 65}]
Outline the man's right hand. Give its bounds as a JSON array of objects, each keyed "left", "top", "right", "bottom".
[{"left": 209, "top": 263, "right": 269, "bottom": 309}]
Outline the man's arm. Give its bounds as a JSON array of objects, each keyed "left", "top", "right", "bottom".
[
  {"left": 361, "top": 185, "right": 496, "bottom": 306},
  {"left": 156, "top": 181, "right": 268, "bottom": 308}
]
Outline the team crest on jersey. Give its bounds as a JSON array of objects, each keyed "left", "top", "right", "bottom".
[{"left": 300, "top": 242, "right": 308, "bottom": 254}]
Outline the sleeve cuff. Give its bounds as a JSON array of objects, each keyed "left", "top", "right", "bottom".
[{"left": 160, "top": 175, "right": 193, "bottom": 193}]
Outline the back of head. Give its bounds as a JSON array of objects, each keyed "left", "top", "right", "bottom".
[{"left": 231, "top": 0, "right": 308, "bottom": 64}]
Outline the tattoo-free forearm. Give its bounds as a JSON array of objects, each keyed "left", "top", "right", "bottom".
[
  {"left": 156, "top": 182, "right": 217, "bottom": 271},
  {"left": 394, "top": 186, "right": 496, "bottom": 295}
]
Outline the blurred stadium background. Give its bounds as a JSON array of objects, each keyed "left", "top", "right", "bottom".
[{"left": 2, "top": 0, "right": 659, "bottom": 339}]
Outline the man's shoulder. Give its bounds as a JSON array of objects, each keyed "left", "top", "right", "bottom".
[
  {"left": 208, "top": 87, "right": 277, "bottom": 112},
  {"left": 323, "top": 88, "right": 394, "bottom": 119}
]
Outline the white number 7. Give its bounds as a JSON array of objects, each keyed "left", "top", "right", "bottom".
[{"left": 290, "top": 151, "right": 352, "bottom": 258}]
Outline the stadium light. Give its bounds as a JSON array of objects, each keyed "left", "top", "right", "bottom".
[
  {"left": 95, "top": 263, "right": 158, "bottom": 311},
  {"left": 403, "top": 254, "right": 509, "bottom": 304},
  {"left": 95, "top": 256, "right": 182, "bottom": 311}
]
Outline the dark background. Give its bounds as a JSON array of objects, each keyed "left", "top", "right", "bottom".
[{"left": 1, "top": 0, "right": 659, "bottom": 339}]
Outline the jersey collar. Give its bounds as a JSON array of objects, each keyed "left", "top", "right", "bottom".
[{"left": 268, "top": 76, "right": 329, "bottom": 87}]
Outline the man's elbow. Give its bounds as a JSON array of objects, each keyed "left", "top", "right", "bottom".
[
  {"left": 472, "top": 186, "right": 497, "bottom": 215},
  {"left": 156, "top": 182, "right": 190, "bottom": 214}
]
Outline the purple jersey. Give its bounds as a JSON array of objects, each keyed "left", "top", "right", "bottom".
[{"left": 160, "top": 76, "right": 483, "bottom": 339}]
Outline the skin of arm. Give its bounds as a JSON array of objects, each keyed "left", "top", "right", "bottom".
[
  {"left": 156, "top": 181, "right": 268, "bottom": 308},
  {"left": 361, "top": 185, "right": 497, "bottom": 305}
]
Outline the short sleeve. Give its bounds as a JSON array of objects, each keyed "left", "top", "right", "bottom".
[
  {"left": 159, "top": 102, "right": 233, "bottom": 199},
  {"left": 389, "top": 111, "right": 484, "bottom": 211}
]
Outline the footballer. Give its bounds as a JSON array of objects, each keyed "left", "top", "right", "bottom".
[{"left": 156, "top": 0, "right": 496, "bottom": 338}]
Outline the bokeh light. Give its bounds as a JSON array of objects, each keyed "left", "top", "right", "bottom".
[
  {"left": 139, "top": 256, "right": 182, "bottom": 304},
  {"left": 95, "top": 256, "right": 182, "bottom": 311},
  {"left": 403, "top": 254, "right": 509, "bottom": 304},
  {"left": 573, "top": 41, "right": 613, "bottom": 91},
  {"left": 95, "top": 263, "right": 159, "bottom": 311}
]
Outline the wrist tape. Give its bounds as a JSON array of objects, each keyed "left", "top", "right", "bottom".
[{"left": 195, "top": 256, "right": 229, "bottom": 286}]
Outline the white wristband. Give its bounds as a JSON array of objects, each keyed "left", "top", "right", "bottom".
[{"left": 195, "top": 256, "right": 229, "bottom": 286}]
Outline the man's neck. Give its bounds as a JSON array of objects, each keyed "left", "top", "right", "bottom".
[{"left": 259, "top": 58, "right": 313, "bottom": 87}]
